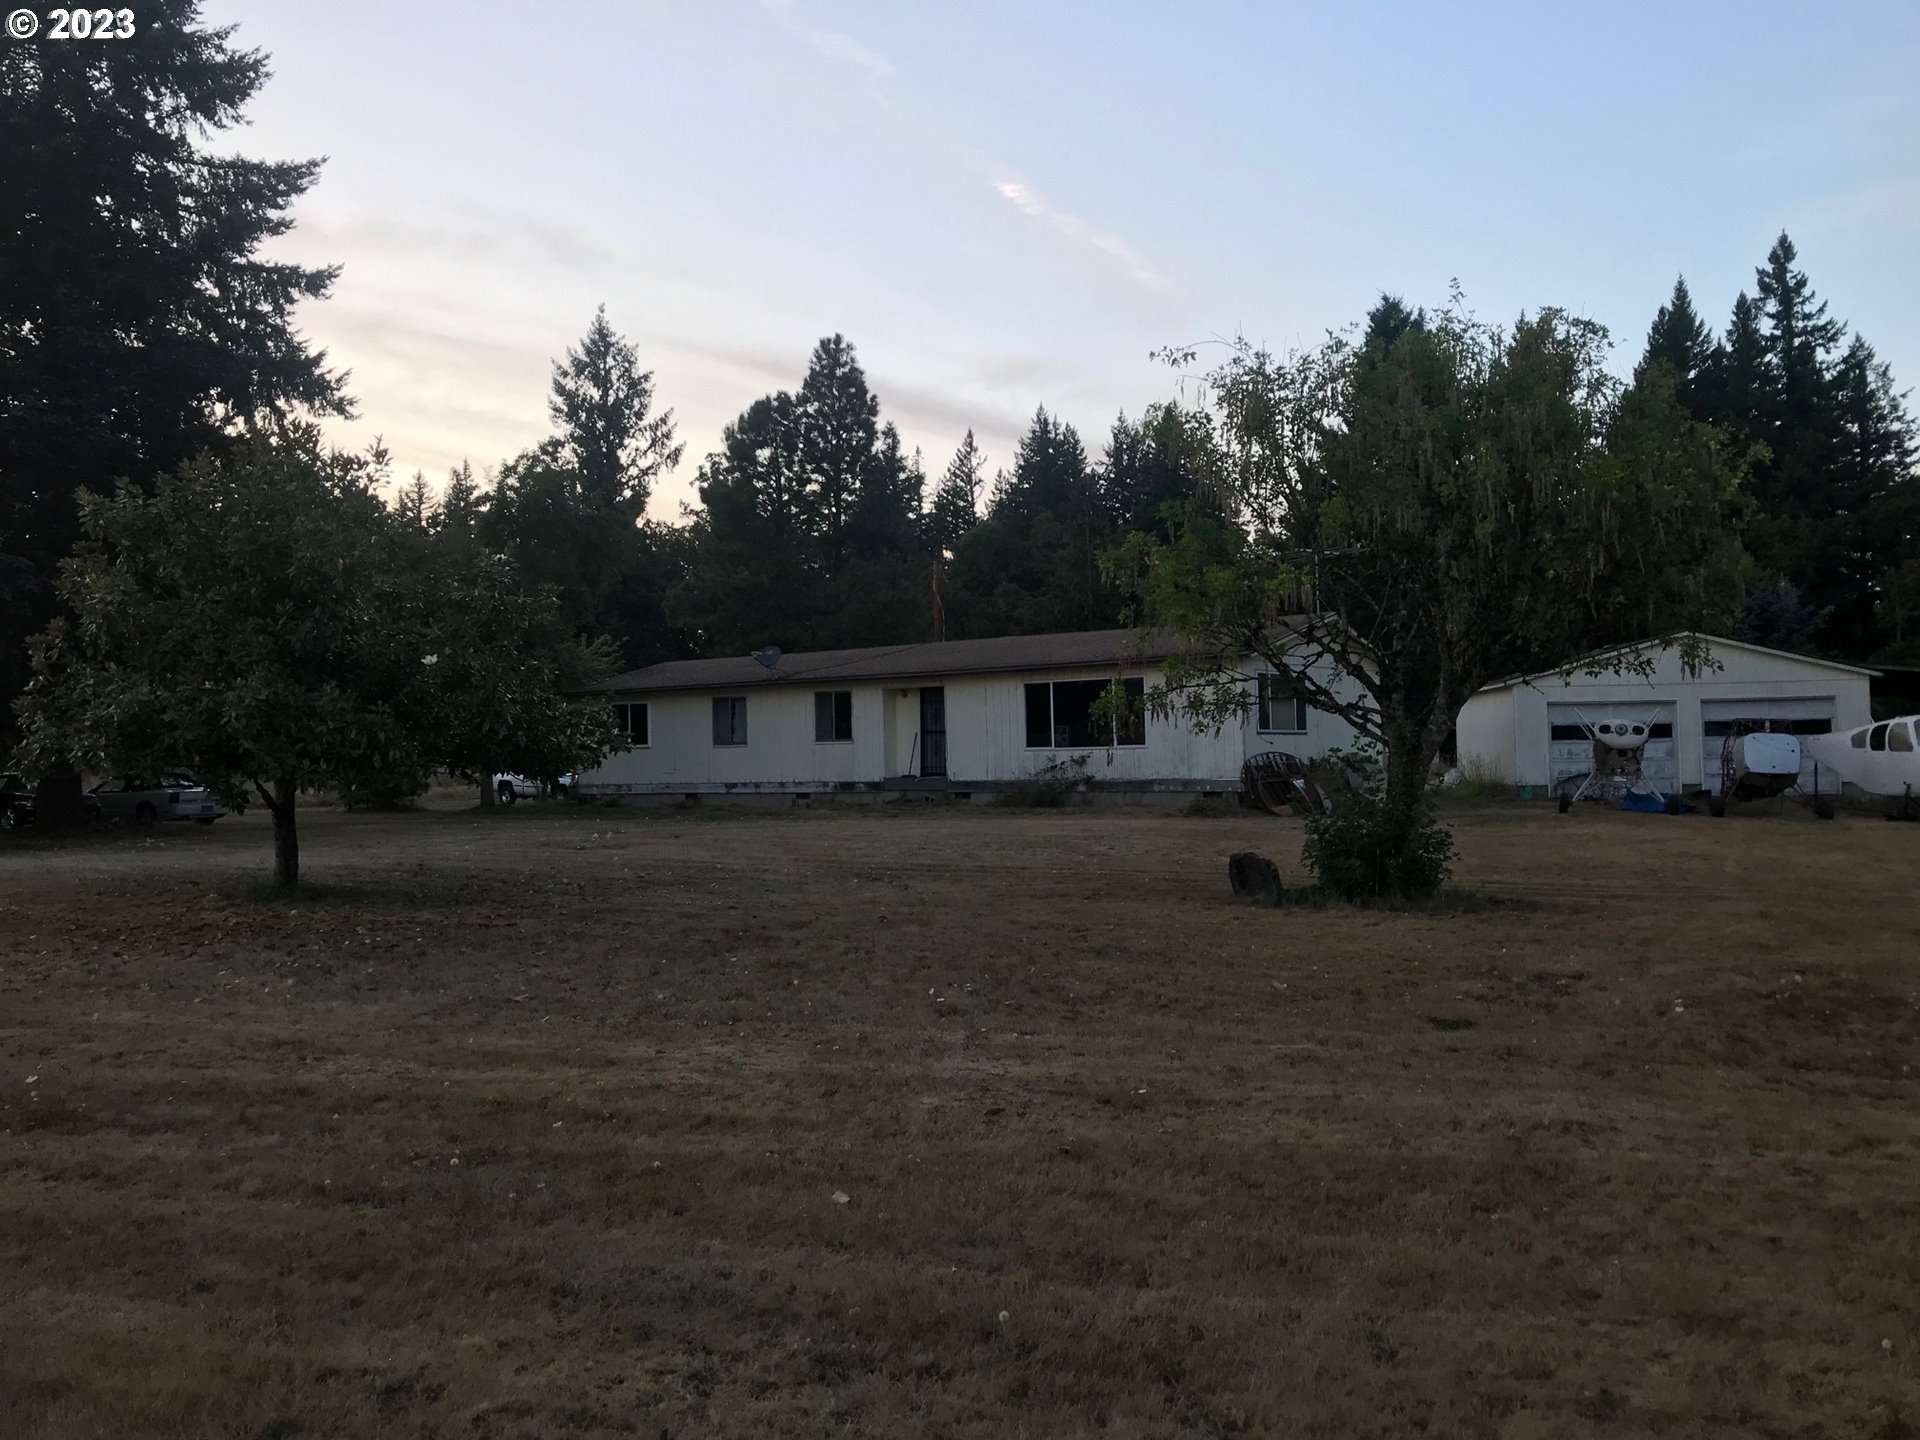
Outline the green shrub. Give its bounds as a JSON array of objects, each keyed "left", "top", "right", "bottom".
[
  {"left": 1303, "top": 792, "right": 1455, "bottom": 902},
  {"left": 1302, "top": 750, "right": 1456, "bottom": 903}
]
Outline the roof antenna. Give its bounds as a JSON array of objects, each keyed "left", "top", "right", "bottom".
[{"left": 751, "top": 646, "right": 782, "bottom": 669}]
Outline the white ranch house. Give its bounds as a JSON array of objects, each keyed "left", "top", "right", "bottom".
[
  {"left": 1455, "top": 633, "right": 1876, "bottom": 798},
  {"left": 573, "top": 629, "right": 1361, "bottom": 803}
]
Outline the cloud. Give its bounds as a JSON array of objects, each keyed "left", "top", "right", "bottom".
[
  {"left": 758, "top": 0, "right": 895, "bottom": 86},
  {"left": 805, "top": 29, "right": 894, "bottom": 81},
  {"left": 991, "top": 177, "right": 1165, "bottom": 290}
]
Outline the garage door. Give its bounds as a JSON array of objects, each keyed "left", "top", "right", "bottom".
[
  {"left": 1546, "top": 703, "right": 1677, "bottom": 795},
  {"left": 1700, "top": 697, "right": 1837, "bottom": 794}
]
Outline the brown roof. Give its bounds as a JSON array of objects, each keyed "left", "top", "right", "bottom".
[{"left": 579, "top": 628, "right": 1189, "bottom": 695}]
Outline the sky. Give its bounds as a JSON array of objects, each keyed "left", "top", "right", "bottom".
[{"left": 203, "top": 0, "right": 1920, "bottom": 522}]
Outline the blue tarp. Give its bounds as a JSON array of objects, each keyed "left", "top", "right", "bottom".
[{"left": 1620, "top": 790, "right": 1697, "bottom": 814}]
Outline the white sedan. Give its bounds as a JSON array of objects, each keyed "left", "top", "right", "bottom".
[{"left": 89, "top": 773, "right": 223, "bottom": 827}]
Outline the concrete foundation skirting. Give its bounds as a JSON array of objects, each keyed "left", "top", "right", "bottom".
[{"left": 576, "top": 778, "right": 1238, "bottom": 810}]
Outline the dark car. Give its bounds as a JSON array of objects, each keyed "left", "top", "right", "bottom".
[{"left": 1, "top": 775, "right": 103, "bottom": 831}]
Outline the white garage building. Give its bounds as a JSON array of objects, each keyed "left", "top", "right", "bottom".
[{"left": 1456, "top": 633, "right": 1876, "bottom": 797}]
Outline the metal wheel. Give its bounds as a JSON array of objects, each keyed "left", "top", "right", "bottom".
[{"left": 496, "top": 780, "right": 516, "bottom": 805}]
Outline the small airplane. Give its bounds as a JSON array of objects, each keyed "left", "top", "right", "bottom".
[
  {"left": 1804, "top": 715, "right": 1920, "bottom": 819},
  {"left": 1555, "top": 707, "right": 1674, "bottom": 811}
]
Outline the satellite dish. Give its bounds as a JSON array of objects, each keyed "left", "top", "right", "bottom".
[{"left": 752, "top": 647, "right": 782, "bottom": 669}]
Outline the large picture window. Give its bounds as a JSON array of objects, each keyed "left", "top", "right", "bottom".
[
  {"left": 1023, "top": 677, "right": 1146, "bottom": 748},
  {"left": 712, "top": 696, "right": 747, "bottom": 746},
  {"left": 814, "top": 690, "right": 853, "bottom": 742},
  {"left": 1257, "top": 674, "right": 1307, "bottom": 734},
  {"left": 614, "top": 702, "right": 649, "bottom": 746}
]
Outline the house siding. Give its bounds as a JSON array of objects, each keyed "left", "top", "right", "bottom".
[{"left": 577, "top": 652, "right": 1361, "bottom": 796}]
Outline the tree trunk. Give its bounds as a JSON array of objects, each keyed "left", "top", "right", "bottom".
[
  {"left": 271, "top": 777, "right": 299, "bottom": 890},
  {"left": 478, "top": 775, "right": 497, "bottom": 808}
]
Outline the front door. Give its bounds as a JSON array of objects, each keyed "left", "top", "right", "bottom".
[{"left": 919, "top": 687, "right": 947, "bottom": 777}]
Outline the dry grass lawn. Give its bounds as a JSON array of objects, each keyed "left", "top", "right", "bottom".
[{"left": 2, "top": 799, "right": 1916, "bottom": 1438}]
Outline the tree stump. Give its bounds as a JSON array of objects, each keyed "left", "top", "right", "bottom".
[{"left": 1228, "top": 851, "right": 1284, "bottom": 907}]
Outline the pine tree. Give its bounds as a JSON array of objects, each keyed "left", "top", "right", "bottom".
[
  {"left": 1102, "top": 402, "right": 1216, "bottom": 539},
  {"left": 794, "top": 335, "right": 881, "bottom": 564},
  {"left": 947, "top": 409, "right": 1122, "bottom": 636},
  {"left": 929, "top": 431, "right": 987, "bottom": 557},
  {"left": 1834, "top": 337, "right": 1920, "bottom": 658},
  {"left": 394, "top": 472, "right": 435, "bottom": 528},
  {"left": 1635, "top": 277, "right": 1716, "bottom": 417},
  {"left": 676, "top": 393, "right": 814, "bottom": 654},
  {"left": 1755, "top": 233, "right": 1846, "bottom": 396},
  {"left": 548, "top": 306, "right": 682, "bottom": 521}
]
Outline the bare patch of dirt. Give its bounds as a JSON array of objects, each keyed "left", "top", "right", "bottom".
[{"left": 2, "top": 801, "right": 1916, "bottom": 1436}]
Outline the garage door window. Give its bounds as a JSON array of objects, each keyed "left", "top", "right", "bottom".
[
  {"left": 1551, "top": 722, "right": 1672, "bottom": 741},
  {"left": 1702, "top": 718, "right": 1831, "bottom": 736}
]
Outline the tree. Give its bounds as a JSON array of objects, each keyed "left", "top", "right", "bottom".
[
  {"left": 676, "top": 336, "right": 931, "bottom": 652},
  {"left": 947, "top": 409, "right": 1123, "bottom": 637},
  {"left": 1101, "top": 402, "right": 1220, "bottom": 540},
  {"left": 794, "top": 335, "right": 882, "bottom": 565},
  {"left": 1702, "top": 233, "right": 1919, "bottom": 659},
  {"left": 676, "top": 393, "right": 814, "bottom": 654},
  {"left": 929, "top": 431, "right": 987, "bottom": 557},
  {"left": 1123, "top": 295, "right": 1746, "bottom": 886},
  {"left": 548, "top": 305, "right": 682, "bottom": 519},
  {"left": 0, "top": 0, "right": 345, "bottom": 768},
  {"left": 16, "top": 432, "right": 611, "bottom": 888},
  {"left": 1635, "top": 277, "right": 1716, "bottom": 417},
  {"left": 483, "top": 311, "right": 684, "bottom": 665},
  {"left": 1735, "top": 581, "right": 1825, "bottom": 656},
  {"left": 1832, "top": 337, "right": 1919, "bottom": 658}
]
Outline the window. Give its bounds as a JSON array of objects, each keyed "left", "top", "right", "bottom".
[
  {"left": 1890, "top": 723, "right": 1914, "bottom": 753},
  {"left": 814, "top": 690, "right": 853, "bottom": 742},
  {"left": 1257, "top": 674, "right": 1308, "bottom": 734},
  {"left": 1702, "top": 718, "right": 1831, "bottom": 737},
  {"left": 1869, "top": 723, "right": 1889, "bottom": 752},
  {"left": 1022, "top": 678, "right": 1146, "bottom": 748},
  {"left": 1852, "top": 728, "right": 1869, "bottom": 749},
  {"left": 712, "top": 696, "right": 747, "bottom": 746},
  {"left": 1552, "top": 722, "right": 1674, "bottom": 741},
  {"left": 614, "top": 702, "right": 649, "bottom": 746}
]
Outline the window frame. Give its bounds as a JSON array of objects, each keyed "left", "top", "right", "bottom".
[
  {"left": 1022, "top": 677, "right": 1147, "bottom": 749},
  {"left": 1256, "top": 673, "right": 1309, "bottom": 735},
  {"left": 814, "top": 690, "right": 854, "bottom": 744},
  {"left": 712, "top": 695, "right": 748, "bottom": 747},
  {"left": 614, "top": 701, "right": 650, "bottom": 747}
]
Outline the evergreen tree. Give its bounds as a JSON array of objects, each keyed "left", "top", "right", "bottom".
[
  {"left": 676, "top": 394, "right": 814, "bottom": 654},
  {"left": 677, "top": 337, "right": 932, "bottom": 652},
  {"left": 1635, "top": 277, "right": 1716, "bottom": 416},
  {"left": 1735, "top": 581, "right": 1826, "bottom": 657},
  {"left": 794, "top": 335, "right": 881, "bottom": 564},
  {"left": 947, "top": 409, "right": 1123, "bottom": 636},
  {"left": 548, "top": 305, "right": 681, "bottom": 519},
  {"left": 0, "top": 0, "right": 344, "bottom": 763},
  {"left": 440, "top": 462, "right": 487, "bottom": 544},
  {"left": 484, "top": 312, "right": 684, "bottom": 662},
  {"left": 929, "top": 431, "right": 987, "bottom": 557},
  {"left": 1834, "top": 337, "right": 1920, "bottom": 659},
  {"left": 1102, "top": 402, "right": 1218, "bottom": 539}
]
